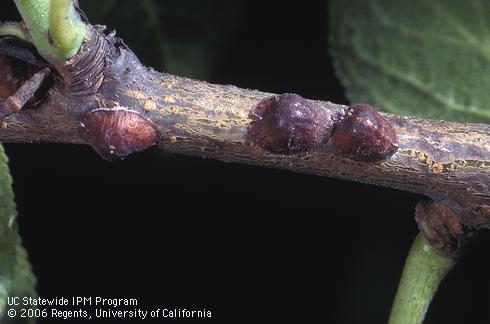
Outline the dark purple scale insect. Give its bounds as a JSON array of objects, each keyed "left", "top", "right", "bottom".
[
  {"left": 331, "top": 103, "right": 398, "bottom": 162},
  {"left": 248, "top": 93, "right": 333, "bottom": 155}
]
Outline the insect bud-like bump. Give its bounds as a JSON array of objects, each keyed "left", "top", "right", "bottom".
[
  {"left": 331, "top": 103, "right": 398, "bottom": 162},
  {"left": 79, "top": 108, "right": 159, "bottom": 160},
  {"left": 248, "top": 93, "right": 333, "bottom": 155}
]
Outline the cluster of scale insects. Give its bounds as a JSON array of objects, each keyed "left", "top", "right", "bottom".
[{"left": 248, "top": 94, "right": 399, "bottom": 162}]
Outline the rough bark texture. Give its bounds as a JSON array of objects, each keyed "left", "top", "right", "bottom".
[{"left": 0, "top": 28, "right": 489, "bottom": 229}]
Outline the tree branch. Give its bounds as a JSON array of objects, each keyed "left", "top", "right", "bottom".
[
  {"left": 0, "top": 28, "right": 489, "bottom": 229},
  {"left": 2, "top": 4, "right": 488, "bottom": 324}
]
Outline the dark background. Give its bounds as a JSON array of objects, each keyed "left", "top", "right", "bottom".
[{"left": 3, "top": 1, "right": 490, "bottom": 323}]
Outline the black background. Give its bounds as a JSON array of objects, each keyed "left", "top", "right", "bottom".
[{"left": 3, "top": 1, "right": 490, "bottom": 323}]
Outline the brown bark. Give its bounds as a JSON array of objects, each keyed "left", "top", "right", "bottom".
[{"left": 0, "top": 28, "right": 489, "bottom": 229}]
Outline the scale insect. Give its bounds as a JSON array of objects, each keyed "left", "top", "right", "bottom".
[
  {"left": 79, "top": 108, "right": 159, "bottom": 160},
  {"left": 248, "top": 93, "right": 334, "bottom": 155},
  {"left": 331, "top": 103, "right": 398, "bottom": 162},
  {"left": 248, "top": 95, "right": 398, "bottom": 162}
]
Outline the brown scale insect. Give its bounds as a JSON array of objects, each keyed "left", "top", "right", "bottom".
[
  {"left": 331, "top": 103, "right": 398, "bottom": 162},
  {"left": 248, "top": 93, "right": 334, "bottom": 155},
  {"left": 79, "top": 108, "right": 159, "bottom": 160}
]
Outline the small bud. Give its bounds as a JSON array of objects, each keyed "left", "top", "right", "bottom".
[
  {"left": 415, "top": 200, "right": 465, "bottom": 258},
  {"left": 79, "top": 108, "right": 159, "bottom": 160},
  {"left": 248, "top": 94, "right": 333, "bottom": 155},
  {"left": 331, "top": 103, "right": 398, "bottom": 162}
]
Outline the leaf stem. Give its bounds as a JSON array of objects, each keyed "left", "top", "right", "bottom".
[
  {"left": 13, "top": 0, "right": 86, "bottom": 60},
  {"left": 49, "top": 0, "right": 85, "bottom": 58},
  {"left": 0, "top": 22, "right": 30, "bottom": 41},
  {"left": 388, "top": 233, "right": 455, "bottom": 324}
]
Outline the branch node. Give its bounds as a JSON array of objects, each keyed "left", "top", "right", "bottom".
[{"left": 415, "top": 200, "right": 471, "bottom": 258}]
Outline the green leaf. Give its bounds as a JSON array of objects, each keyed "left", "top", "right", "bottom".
[
  {"left": 0, "top": 146, "right": 20, "bottom": 316},
  {"left": 5, "top": 240, "right": 37, "bottom": 324},
  {"left": 330, "top": 0, "right": 490, "bottom": 123},
  {"left": 0, "top": 146, "right": 36, "bottom": 324}
]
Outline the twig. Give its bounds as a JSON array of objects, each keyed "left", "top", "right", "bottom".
[{"left": 0, "top": 22, "right": 488, "bottom": 230}]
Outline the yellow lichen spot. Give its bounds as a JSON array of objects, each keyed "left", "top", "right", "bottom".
[
  {"left": 458, "top": 160, "right": 468, "bottom": 167},
  {"left": 130, "top": 91, "right": 146, "bottom": 100},
  {"left": 431, "top": 163, "right": 444, "bottom": 173},
  {"left": 143, "top": 99, "right": 156, "bottom": 111},
  {"left": 164, "top": 96, "right": 176, "bottom": 103},
  {"left": 170, "top": 107, "right": 179, "bottom": 114},
  {"left": 169, "top": 136, "right": 177, "bottom": 143},
  {"left": 236, "top": 110, "right": 247, "bottom": 119},
  {"left": 409, "top": 150, "right": 417, "bottom": 158},
  {"left": 216, "top": 121, "right": 223, "bottom": 128}
]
